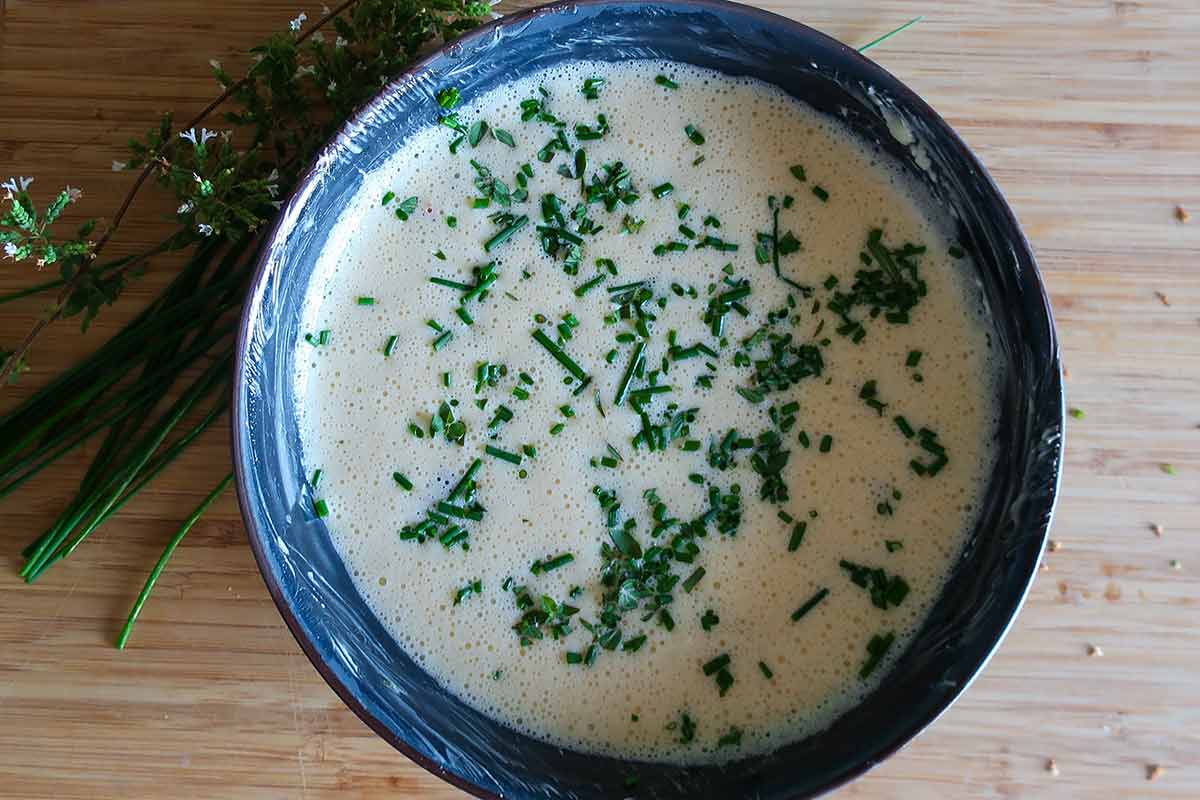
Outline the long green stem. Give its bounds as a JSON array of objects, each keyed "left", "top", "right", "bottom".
[
  {"left": 21, "top": 351, "right": 232, "bottom": 580},
  {"left": 858, "top": 16, "right": 923, "bottom": 53},
  {"left": 116, "top": 471, "right": 234, "bottom": 650}
]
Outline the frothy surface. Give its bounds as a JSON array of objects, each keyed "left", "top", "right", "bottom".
[{"left": 294, "top": 60, "right": 997, "bottom": 764}]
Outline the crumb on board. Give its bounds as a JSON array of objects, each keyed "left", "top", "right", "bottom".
[
  {"left": 1154, "top": 290, "right": 1170, "bottom": 306},
  {"left": 1048, "top": 540, "right": 1062, "bottom": 552},
  {"left": 1062, "top": 364, "right": 1070, "bottom": 380},
  {"left": 1177, "top": 205, "right": 1191, "bottom": 223},
  {"left": 1151, "top": 523, "right": 1164, "bottom": 537},
  {"left": 1046, "top": 758, "right": 1059, "bottom": 776},
  {"left": 1087, "top": 644, "right": 1104, "bottom": 657},
  {"left": 1147, "top": 764, "right": 1164, "bottom": 781}
]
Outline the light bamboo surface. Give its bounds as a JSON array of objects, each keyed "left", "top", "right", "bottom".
[{"left": 1, "top": 1, "right": 1198, "bottom": 797}]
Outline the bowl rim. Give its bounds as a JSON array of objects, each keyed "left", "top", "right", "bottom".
[{"left": 231, "top": 1, "right": 1063, "bottom": 797}]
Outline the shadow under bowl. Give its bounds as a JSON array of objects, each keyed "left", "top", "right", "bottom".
[{"left": 232, "top": 1, "right": 1064, "bottom": 797}]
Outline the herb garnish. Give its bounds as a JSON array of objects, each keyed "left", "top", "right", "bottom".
[{"left": 839, "top": 560, "right": 910, "bottom": 609}]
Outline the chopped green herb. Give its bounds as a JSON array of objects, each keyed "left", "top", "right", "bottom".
[
  {"left": 789, "top": 164, "right": 807, "bottom": 182},
  {"left": 811, "top": 185, "right": 829, "bottom": 202},
  {"left": 531, "top": 552, "right": 575, "bottom": 574},
  {"left": 859, "top": 631, "right": 896, "bottom": 678},
  {"left": 655, "top": 74, "right": 680, "bottom": 89},
  {"left": 310, "top": 469, "right": 323, "bottom": 489},
  {"left": 791, "top": 587, "right": 829, "bottom": 621},
  {"left": 484, "top": 445, "right": 523, "bottom": 465},
  {"left": 652, "top": 182, "right": 674, "bottom": 199},
  {"left": 356, "top": 296, "right": 375, "bottom": 306},
  {"left": 454, "top": 578, "right": 483, "bottom": 605},
  {"left": 701, "top": 609, "right": 719, "bottom": 631},
  {"left": 393, "top": 472, "right": 414, "bottom": 491},
  {"left": 685, "top": 124, "right": 705, "bottom": 145},
  {"left": 1069, "top": 407, "right": 1085, "bottom": 420},
  {"left": 758, "top": 661, "right": 774, "bottom": 679},
  {"left": 313, "top": 498, "right": 329, "bottom": 518}
]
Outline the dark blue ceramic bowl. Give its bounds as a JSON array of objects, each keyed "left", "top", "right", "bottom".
[{"left": 232, "top": 1, "right": 1064, "bottom": 797}]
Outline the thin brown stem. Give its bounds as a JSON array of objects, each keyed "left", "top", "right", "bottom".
[{"left": 0, "top": 0, "right": 360, "bottom": 387}]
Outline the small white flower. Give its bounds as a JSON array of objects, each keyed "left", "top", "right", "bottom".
[
  {"left": 3, "top": 242, "right": 19, "bottom": 259},
  {"left": 197, "top": 223, "right": 214, "bottom": 236},
  {"left": 270, "top": 200, "right": 283, "bottom": 210},
  {"left": 310, "top": 31, "right": 324, "bottom": 44},
  {"left": 65, "top": 186, "right": 83, "bottom": 202},
  {"left": 327, "top": 80, "right": 337, "bottom": 92},
  {"left": 335, "top": 35, "right": 347, "bottom": 48},
  {"left": 1, "top": 176, "right": 33, "bottom": 195},
  {"left": 180, "top": 128, "right": 198, "bottom": 146},
  {"left": 220, "top": 130, "right": 233, "bottom": 141},
  {"left": 289, "top": 12, "right": 307, "bottom": 32},
  {"left": 112, "top": 160, "right": 127, "bottom": 172},
  {"left": 209, "top": 59, "right": 222, "bottom": 70},
  {"left": 296, "top": 65, "right": 316, "bottom": 78},
  {"left": 321, "top": 4, "right": 331, "bottom": 14},
  {"left": 177, "top": 201, "right": 194, "bottom": 215},
  {"left": 199, "top": 128, "right": 217, "bottom": 145},
  {"left": 193, "top": 172, "right": 204, "bottom": 184},
  {"left": 36, "top": 257, "right": 47, "bottom": 268},
  {"left": 266, "top": 168, "right": 280, "bottom": 198}
]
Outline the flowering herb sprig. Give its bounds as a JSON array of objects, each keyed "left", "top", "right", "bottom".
[{"left": 0, "top": 0, "right": 491, "bottom": 646}]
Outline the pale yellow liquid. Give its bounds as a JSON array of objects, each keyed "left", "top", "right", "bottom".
[{"left": 295, "top": 60, "right": 997, "bottom": 764}]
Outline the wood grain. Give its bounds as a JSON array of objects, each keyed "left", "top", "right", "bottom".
[{"left": 1, "top": 1, "right": 1198, "bottom": 797}]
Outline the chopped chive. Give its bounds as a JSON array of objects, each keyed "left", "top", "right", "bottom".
[
  {"left": 432, "top": 330, "right": 453, "bottom": 350},
  {"left": 430, "top": 276, "right": 474, "bottom": 291},
  {"left": 791, "top": 587, "right": 829, "bottom": 621},
  {"left": 684, "top": 124, "right": 705, "bottom": 145},
  {"left": 310, "top": 468, "right": 323, "bottom": 489},
  {"left": 575, "top": 274, "right": 605, "bottom": 296},
  {"left": 426, "top": 319, "right": 444, "bottom": 332},
  {"left": 819, "top": 434, "right": 833, "bottom": 453},
  {"left": 356, "top": 296, "right": 376, "bottom": 306},
  {"left": 702, "top": 654, "right": 730, "bottom": 676},
  {"left": 652, "top": 182, "right": 674, "bottom": 199},
  {"left": 894, "top": 415, "right": 915, "bottom": 438},
  {"left": 531, "top": 552, "right": 574, "bottom": 574},
  {"left": 655, "top": 74, "right": 680, "bottom": 89},
  {"left": 493, "top": 128, "right": 516, "bottom": 147},
  {"left": 682, "top": 566, "right": 706, "bottom": 593},
  {"left": 532, "top": 329, "right": 589, "bottom": 381},
  {"left": 789, "top": 165, "right": 806, "bottom": 182},
  {"left": 446, "top": 215, "right": 458, "bottom": 228},
  {"left": 623, "top": 635, "right": 647, "bottom": 652},
  {"left": 660, "top": 609, "right": 675, "bottom": 631},
  {"left": 381, "top": 190, "right": 396, "bottom": 205},
  {"left": 812, "top": 185, "right": 829, "bottom": 202},
  {"left": 393, "top": 472, "right": 414, "bottom": 491},
  {"left": 614, "top": 341, "right": 646, "bottom": 406},
  {"left": 1069, "top": 407, "right": 1085, "bottom": 420},
  {"left": 484, "top": 214, "right": 529, "bottom": 252},
  {"left": 550, "top": 422, "right": 565, "bottom": 435},
  {"left": 453, "top": 578, "right": 482, "bottom": 605},
  {"left": 701, "top": 609, "right": 719, "bottom": 631},
  {"left": 885, "top": 540, "right": 904, "bottom": 552},
  {"left": 408, "top": 423, "right": 424, "bottom": 438},
  {"left": 949, "top": 244, "right": 965, "bottom": 259},
  {"left": 456, "top": 306, "right": 474, "bottom": 325},
  {"left": 485, "top": 445, "right": 522, "bottom": 465},
  {"left": 860, "top": 632, "right": 896, "bottom": 679},
  {"left": 787, "top": 521, "right": 807, "bottom": 551},
  {"left": 906, "top": 350, "right": 923, "bottom": 367},
  {"left": 758, "top": 661, "right": 774, "bottom": 679},
  {"left": 313, "top": 499, "right": 329, "bottom": 517}
]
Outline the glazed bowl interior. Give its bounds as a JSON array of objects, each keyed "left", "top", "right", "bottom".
[{"left": 232, "top": 1, "right": 1063, "bottom": 797}]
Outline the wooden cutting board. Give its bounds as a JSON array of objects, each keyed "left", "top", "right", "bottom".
[{"left": 1, "top": 1, "right": 1197, "bottom": 797}]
